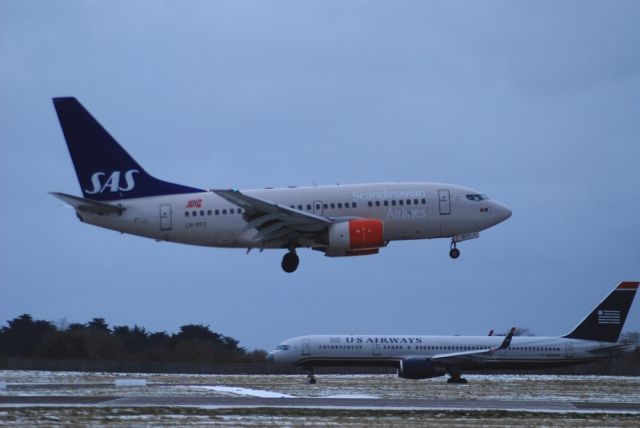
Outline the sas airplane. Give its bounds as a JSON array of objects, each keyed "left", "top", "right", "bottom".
[
  {"left": 51, "top": 97, "right": 512, "bottom": 273},
  {"left": 267, "top": 281, "right": 639, "bottom": 383}
]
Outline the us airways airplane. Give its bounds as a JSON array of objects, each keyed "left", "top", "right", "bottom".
[
  {"left": 51, "top": 97, "right": 511, "bottom": 272},
  {"left": 267, "top": 281, "right": 638, "bottom": 383}
]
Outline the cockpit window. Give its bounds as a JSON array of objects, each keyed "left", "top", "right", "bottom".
[
  {"left": 276, "top": 345, "right": 290, "bottom": 351},
  {"left": 466, "top": 194, "right": 489, "bottom": 202}
]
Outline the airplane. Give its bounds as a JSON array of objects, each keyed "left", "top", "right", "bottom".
[
  {"left": 51, "top": 97, "right": 512, "bottom": 273},
  {"left": 267, "top": 281, "right": 639, "bottom": 383}
]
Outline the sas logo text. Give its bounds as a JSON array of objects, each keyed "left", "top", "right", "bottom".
[{"left": 85, "top": 170, "right": 139, "bottom": 194}]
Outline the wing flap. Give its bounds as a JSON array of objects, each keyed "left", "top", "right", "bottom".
[
  {"left": 51, "top": 192, "right": 125, "bottom": 215},
  {"left": 214, "top": 189, "right": 331, "bottom": 226},
  {"left": 430, "top": 328, "right": 516, "bottom": 366}
]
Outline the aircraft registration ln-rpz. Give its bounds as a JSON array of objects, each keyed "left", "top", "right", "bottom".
[
  {"left": 51, "top": 97, "right": 512, "bottom": 272},
  {"left": 267, "top": 281, "right": 639, "bottom": 383}
]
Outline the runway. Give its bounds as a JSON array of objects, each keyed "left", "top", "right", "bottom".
[
  {"left": 2, "top": 372, "right": 640, "bottom": 426},
  {"left": 2, "top": 394, "right": 640, "bottom": 413}
]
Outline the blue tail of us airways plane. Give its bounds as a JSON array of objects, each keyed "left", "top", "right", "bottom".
[{"left": 53, "top": 97, "right": 204, "bottom": 201}]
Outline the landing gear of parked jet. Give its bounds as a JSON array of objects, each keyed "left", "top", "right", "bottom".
[
  {"left": 306, "top": 367, "right": 316, "bottom": 384},
  {"left": 281, "top": 250, "right": 300, "bottom": 273},
  {"left": 449, "top": 240, "right": 460, "bottom": 259},
  {"left": 446, "top": 366, "right": 468, "bottom": 384}
]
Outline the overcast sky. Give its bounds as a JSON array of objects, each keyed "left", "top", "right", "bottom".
[{"left": 1, "top": 1, "right": 639, "bottom": 351}]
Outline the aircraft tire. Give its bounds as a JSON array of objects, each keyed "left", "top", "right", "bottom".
[
  {"left": 449, "top": 248, "right": 460, "bottom": 259},
  {"left": 281, "top": 252, "right": 300, "bottom": 273}
]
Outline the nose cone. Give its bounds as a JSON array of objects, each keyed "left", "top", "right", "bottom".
[{"left": 493, "top": 202, "right": 512, "bottom": 224}]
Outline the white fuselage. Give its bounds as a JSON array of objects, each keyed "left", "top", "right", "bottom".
[
  {"left": 268, "top": 334, "right": 618, "bottom": 370},
  {"left": 77, "top": 182, "right": 511, "bottom": 250}
]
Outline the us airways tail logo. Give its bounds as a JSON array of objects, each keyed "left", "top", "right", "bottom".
[
  {"left": 85, "top": 170, "right": 139, "bottom": 194},
  {"left": 597, "top": 309, "right": 620, "bottom": 325}
]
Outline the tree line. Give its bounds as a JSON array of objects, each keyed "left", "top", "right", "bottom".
[{"left": 0, "top": 314, "right": 266, "bottom": 363}]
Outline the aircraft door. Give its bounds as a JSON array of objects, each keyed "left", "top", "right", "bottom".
[
  {"left": 438, "top": 189, "right": 451, "bottom": 215},
  {"left": 313, "top": 201, "right": 324, "bottom": 216},
  {"left": 302, "top": 339, "right": 311, "bottom": 356},
  {"left": 160, "top": 204, "right": 172, "bottom": 231},
  {"left": 372, "top": 343, "right": 381, "bottom": 356},
  {"left": 565, "top": 342, "right": 573, "bottom": 358}
]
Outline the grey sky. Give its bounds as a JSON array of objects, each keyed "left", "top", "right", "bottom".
[{"left": 1, "top": 1, "right": 639, "bottom": 351}]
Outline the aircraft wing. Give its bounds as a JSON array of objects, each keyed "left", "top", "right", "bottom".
[
  {"left": 213, "top": 189, "right": 332, "bottom": 245},
  {"left": 430, "top": 327, "right": 516, "bottom": 367},
  {"left": 51, "top": 192, "right": 125, "bottom": 215}
]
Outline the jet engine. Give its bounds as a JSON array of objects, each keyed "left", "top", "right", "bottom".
[
  {"left": 323, "top": 219, "right": 385, "bottom": 257},
  {"left": 397, "top": 358, "right": 445, "bottom": 379}
]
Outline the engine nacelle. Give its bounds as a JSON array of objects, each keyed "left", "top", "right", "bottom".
[
  {"left": 327, "top": 219, "right": 384, "bottom": 251},
  {"left": 398, "top": 358, "right": 445, "bottom": 379}
]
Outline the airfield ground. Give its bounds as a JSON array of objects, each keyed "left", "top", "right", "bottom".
[{"left": 1, "top": 371, "right": 639, "bottom": 426}]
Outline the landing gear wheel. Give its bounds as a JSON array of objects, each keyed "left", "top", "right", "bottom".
[
  {"left": 449, "top": 248, "right": 460, "bottom": 259},
  {"left": 306, "top": 368, "right": 316, "bottom": 384},
  {"left": 447, "top": 377, "right": 468, "bottom": 384},
  {"left": 281, "top": 251, "right": 300, "bottom": 273}
]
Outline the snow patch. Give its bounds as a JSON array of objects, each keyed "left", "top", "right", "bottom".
[
  {"left": 324, "top": 393, "right": 379, "bottom": 399},
  {"left": 191, "top": 385, "right": 294, "bottom": 398}
]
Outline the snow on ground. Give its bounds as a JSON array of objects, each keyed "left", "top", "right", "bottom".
[
  {"left": 1, "top": 371, "right": 639, "bottom": 403},
  {"left": 189, "top": 385, "right": 294, "bottom": 398}
]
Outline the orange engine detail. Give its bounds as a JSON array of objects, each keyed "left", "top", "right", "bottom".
[
  {"left": 348, "top": 219, "right": 384, "bottom": 249},
  {"left": 327, "top": 219, "right": 384, "bottom": 253}
]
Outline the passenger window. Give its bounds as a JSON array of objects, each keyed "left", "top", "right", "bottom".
[
  {"left": 238, "top": 208, "right": 243, "bottom": 214},
  {"left": 316, "top": 204, "right": 321, "bottom": 210},
  {"left": 192, "top": 211, "right": 197, "bottom": 217},
  {"left": 406, "top": 199, "right": 411, "bottom": 205},
  {"left": 222, "top": 209, "right": 227, "bottom": 215},
  {"left": 353, "top": 203, "right": 357, "bottom": 208},
  {"left": 307, "top": 204, "right": 312, "bottom": 210},
  {"left": 185, "top": 212, "right": 190, "bottom": 217},
  {"left": 421, "top": 198, "right": 426, "bottom": 204},
  {"left": 399, "top": 200, "right": 403, "bottom": 205},
  {"left": 391, "top": 200, "right": 396, "bottom": 206},
  {"left": 414, "top": 199, "right": 419, "bottom": 205},
  {"left": 323, "top": 204, "right": 328, "bottom": 209},
  {"left": 207, "top": 210, "right": 212, "bottom": 215},
  {"left": 337, "top": 203, "right": 343, "bottom": 209},
  {"left": 368, "top": 201, "right": 372, "bottom": 207},
  {"left": 330, "top": 203, "right": 335, "bottom": 209},
  {"left": 375, "top": 201, "right": 380, "bottom": 206},
  {"left": 215, "top": 209, "right": 219, "bottom": 215},
  {"left": 230, "top": 208, "right": 235, "bottom": 214},
  {"left": 298, "top": 205, "right": 303, "bottom": 210},
  {"left": 384, "top": 201, "right": 388, "bottom": 206},
  {"left": 200, "top": 210, "right": 204, "bottom": 216}
]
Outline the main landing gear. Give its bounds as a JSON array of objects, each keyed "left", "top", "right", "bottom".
[
  {"left": 449, "top": 240, "right": 460, "bottom": 259},
  {"left": 281, "top": 250, "right": 300, "bottom": 273},
  {"left": 446, "top": 366, "right": 468, "bottom": 384},
  {"left": 306, "top": 367, "right": 317, "bottom": 384}
]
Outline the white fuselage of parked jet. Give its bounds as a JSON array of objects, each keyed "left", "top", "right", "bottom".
[{"left": 268, "top": 334, "right": 622, "bottom": 370}]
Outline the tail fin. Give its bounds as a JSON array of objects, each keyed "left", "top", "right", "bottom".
[
  {"left": 53, "top": 97, "right": 204, "bottom": 201},
  {"left": 564, "top": 282, "right": 639, "bottom": 342}
]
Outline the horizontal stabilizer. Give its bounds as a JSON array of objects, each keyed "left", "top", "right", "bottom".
[{"left": 50, "top": 192, "right": 125, "bottom": 215}]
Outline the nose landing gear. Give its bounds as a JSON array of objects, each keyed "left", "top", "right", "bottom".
[
  {"left": 449, "top": 240, "right": 460, "bottom": 259},
  {"left": 281, "top": 250, "right": 300, "bottom": 273}
]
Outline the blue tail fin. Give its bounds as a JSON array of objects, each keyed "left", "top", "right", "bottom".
[
  {"left": 564, "top": 282, "right": 638, "bottom": 342},
  {"left": 53, "top": 97, "right": 204, "bottom": 201}
]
